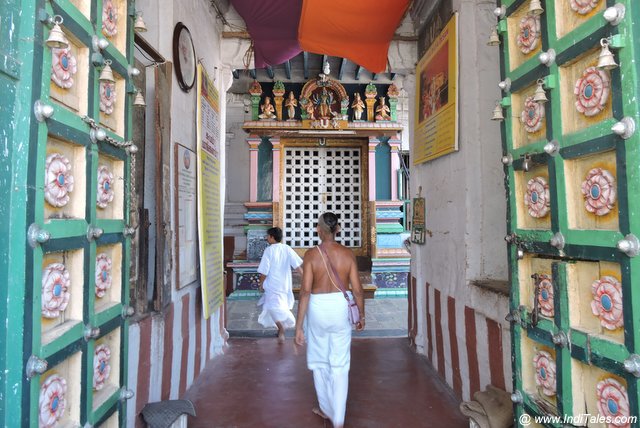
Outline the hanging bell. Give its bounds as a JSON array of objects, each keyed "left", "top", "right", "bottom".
[
  {"left": 133, "top": 90, "right": 146, "bottom": 107},
  {"left": 529, "top": 0, "right": 544, "bottom": 15},
  {"left": 597, "top": 39, "right": 618, "bottom": 70},
  {"left": 99, "top": 59, "right": 116, "bottom": 83},
  {"left": 46, "top": 16, "right": 70, "bottom": 49},
  {"left": 134, "top": 12, "right": 148, "bottom": 33},
  {"left": 491, "top": 103, "right": 505, "bottom": 121},
  {"left": 487, "top": 27, "right": 500, "bottom": 46},
  {"left": 533, "top": 79, "right": 548, "bottom": 103}
]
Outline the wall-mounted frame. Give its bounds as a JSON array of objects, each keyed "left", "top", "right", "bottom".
[
  {"left": 174, "top": 143, "right": 199, "bottom": 288},
  {"left": 411, "top": 197, "right": 426, "bottom": 244},
  {"left": 172, "top": 22, "right": 196, "bottom": 92}
]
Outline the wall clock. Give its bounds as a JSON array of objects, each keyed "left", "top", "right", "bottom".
[{"left": 173, "top": 22, "right": 196, "bottom": 92}]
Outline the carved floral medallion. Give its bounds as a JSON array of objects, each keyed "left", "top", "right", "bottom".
[
  {"left": 95, "top": 253, "right": 113, "bottom": 298},
  {"left": 581, "top": 168, "right": 616, "bottom": 216},
  {"left": 51, "top": 47, "right": 77, "bottom": 89},
  {"left": 97, "top": 165, "right": 115, "bottom": 209},
  {"left": 521, "top": 96, "right": 545, "bottom": 133},
  {"left": 517, "top": 15, "right": 540, "bottom": 55},
  {"left": 537, "top": 274, "right": 554, "bottom": 317},
  {"left": 93, "top": 344, "right": 112, "bottom": 390},
  {"left": 45, "top": 153, "right": 75, "bottom": 208},
  {"left": 574, "top": 66, "right": 610, "bottom": 117},
  {"left": 570, "top": 0, "right": 600, "bottom": 15},
  {"left": 39, "top": 374, "right": 67, "bottom": 428},
  {"left": 533, "top": 350, "right": 556, "bottom": 396},
  {"left": 596, "top": 378, "right": 630, "bottom": 428},
  {"left": 524, "top": 176, "right": 550, "bottom": 218},
  {"left": 42, "top": 262, "right": 71, "bottom": 319},
  {"left": 591, "top": 275, "right": 624, "bottom": 330},
  {"left": 102, "top": 0, "right": 118, "bottom": 38},
  {"left": 99, "top": 81, "right": 116, "bottom": 115}
]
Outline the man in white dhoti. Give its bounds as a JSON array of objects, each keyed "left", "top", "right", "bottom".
[
  {"left": 257, "top": 227, "right": 303, "bottom": 342},
  {"left": 295, "top": 213, "right": 365, "bottom": 428}
]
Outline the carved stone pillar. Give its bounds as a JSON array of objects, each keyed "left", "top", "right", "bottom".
[
  {"left": 247, "top": 135, "right": 261, "bottom": 202},
  {"left": 270, "top": 137, "right": 281, "bottom": 202},
  {"left": 389, "top": 136, "right": 402, "bottom": 200},
  {"left": 368, "top": 137, "right": 379, "bottom": 202}
]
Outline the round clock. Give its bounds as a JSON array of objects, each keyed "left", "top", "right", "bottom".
[{"left": 172, "top": 22, "right": 196, "bottom": 92}]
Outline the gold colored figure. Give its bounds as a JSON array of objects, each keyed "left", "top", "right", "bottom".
[
  {"left": 351, "top": 93, "right": 365, "bottom": 121},
  {"left": 258, "top": 96, "right": 276, "bottom": 120},
  {"left": 375, "top": 96, "right": 391, "bottom": 121},
  {"left": 284, "top": 91, "right": 298, "bottom": 120}
]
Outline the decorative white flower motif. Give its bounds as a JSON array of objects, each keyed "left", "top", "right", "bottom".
[
  {"left": 537, "top": 274, "right": 554, "bottom": 317},
  {"left": 102, "top": 0, "right": 118, "bottom": 38},
  {"left": 517, "top": 15, "right": 540, "bottom": 55},
  {"left": 533, "top": 350, "right": 556, "bottom": 396},
  {"left": 95, "top": 253, "right": 113, "bottom": 298},
  {"left": 524, "top": 176, "right": 550, "bottom": 218},
  {"left": 45, "top": 153, "right": 75, "bottom": 208},
  {"left": 42, "top": 263, "right": 71, "bottom": 318},
  {"left": 596, "top": 378, "right": 631, "bottom": 428},
  {"left": 574, "top": 66, "right": 610, "bottom": 117},
  {"left": 520, "top": 96, "right": 545, "bottom": 133},
  {"left": 591, "top": 276, "right": 624, "bottom": 330},
  {"left": 581, "top": 168, "right": 616, "bottom": 216},
  {"left": 93, "top": 344, "right": 112, "bottom": 390},
  {"left": 99, "top": 81, "right": 116, "bottom": 115},
  {"left": 51, "top": 47, "right": 77, "bottom": 89},
  {"left": 39, "top": 374, "right": 67, "bottom": 428},
  {"left": 570, "top": 0, "right": 600, "bottom": 15},
  {"left": 97, "top": 165, "right": 115, "bottom": 209}
]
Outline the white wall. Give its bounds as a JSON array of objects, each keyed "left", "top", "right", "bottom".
[
  {"left": 128, "top": 0, "right": 228, "bottom": 421},
  {"left": 410, "top": 0, "right": 510, "bottom": 400}
]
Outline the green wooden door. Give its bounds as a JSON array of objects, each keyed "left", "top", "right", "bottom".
[
  {"left": 497, "top": 0, "right": 640, "bottom": 425},
  {"left": 6, "top": 0, "right": 136, "bottom": 425}
]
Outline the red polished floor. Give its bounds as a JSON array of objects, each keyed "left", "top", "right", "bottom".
[{"left": 182, "top": 337, "right": 468, "bottom": 428}]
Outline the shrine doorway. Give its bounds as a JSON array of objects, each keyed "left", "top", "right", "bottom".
[{"left": 280, "top": 138, "right": 370, "bottom": 257}]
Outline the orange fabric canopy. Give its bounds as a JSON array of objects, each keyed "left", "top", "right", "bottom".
[{"left": 298, "top": 0, "right": 410, "bottom": 73}]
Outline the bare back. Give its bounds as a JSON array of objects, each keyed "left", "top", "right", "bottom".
[{"left": 301, "top": 242, "right": 362, "bottom": 295}]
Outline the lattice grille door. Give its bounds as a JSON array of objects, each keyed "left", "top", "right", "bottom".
[
  {"left": 283, "top": 147, "right": 362, "bottom": 248},
  {"left": 498, "top": 0, "right": 640, "bottom": 425}
]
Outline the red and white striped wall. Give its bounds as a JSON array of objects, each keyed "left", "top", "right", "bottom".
[
  {"left": 126, "top": 287, "right": 227, "bottom": 427},
  {"left": 412, "top": 277, "right": 512, "bottom": 401}
]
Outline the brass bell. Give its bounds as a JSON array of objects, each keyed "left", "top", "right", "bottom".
[
  {"left": 133, "top": 90, "right": 146, "bottom": 107},
  {"left": 491, "top": 103, "right": 505, "bottom": 121},
  {"left": 134, "top": 12, "right": 147, "bottom": 33},
  {"left": 487, "top": 27, "right": 500, "bottom": 46},
  {"left": 46, "top": 15, "right": 69, "bottom": 49},
  {"left": 533, "top": 79, "right": 548, "bottom": 103},
  {"left": 529, "top": 0, "right": 544, "bottom": 15},
  {"left": 597, "top": 39, "right": 618, "bottom": 70},
  {"left": 99, "top": 59, "right": 116, "bottom": 83}
]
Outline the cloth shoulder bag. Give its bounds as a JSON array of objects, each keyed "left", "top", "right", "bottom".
[{"left": 317, "top": 244, "right": 360, "bottom": 325}]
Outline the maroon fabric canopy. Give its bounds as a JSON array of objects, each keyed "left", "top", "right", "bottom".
[{"left": 230, "top": 0, "right": 303, "bottom": 68}]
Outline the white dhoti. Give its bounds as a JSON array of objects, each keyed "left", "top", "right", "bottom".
[
  {"left": 306, "top": 292, "right": 352, "bottom": 427},
  {"left": 257, "top": 290, "right": 296, "bottom": 328},
  {"left": 256, "top": 242, "right": 302, "bottom": 330}
]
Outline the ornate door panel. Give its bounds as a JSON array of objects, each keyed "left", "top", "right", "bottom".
[
  {"left": 497, "top": 0, "right": 640, "bottom": 424},
  {"left": 283, "top": 145, "right": 364, "bottom": 252},
  {"left": 26, "top": 0, "right": 134, "bottom": 425}
]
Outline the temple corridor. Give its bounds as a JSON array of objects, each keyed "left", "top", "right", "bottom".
[{"left": 182, "top": 337, "right": 467, "bottom": 428}]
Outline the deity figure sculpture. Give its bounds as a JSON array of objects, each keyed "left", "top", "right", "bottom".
[
  {"left": 304, "top": 99, "right": 316, "bottom": 120},
  {"left": 351, "top": 93, "right": 365, "bottom": 121},
  {"left": 313, "top": 88, "right": 335, "bottom": 119},
  {"left": 284, "top": 91, "right": 298, "bottom": 120},
  {"left": 375, "top": 96, "right": 391, "bottom": 121},
  {"left": 258, "top": 96, "right": 276, "bottom": 120}
]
